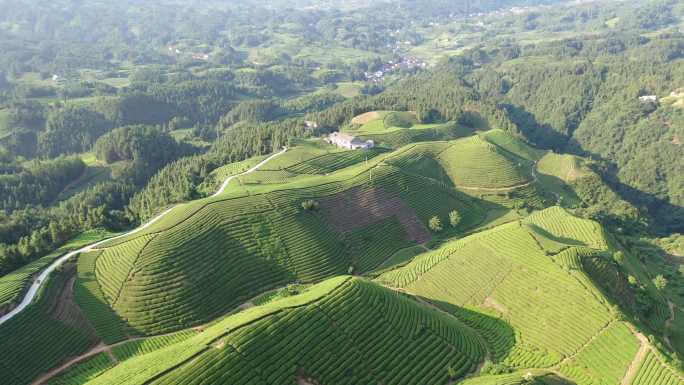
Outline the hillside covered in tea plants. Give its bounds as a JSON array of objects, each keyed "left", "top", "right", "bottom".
[
  {"left": 0, "top": 124, "right": 682, "bottom": 385},
  {"left": 0, "top": 0, "right": 683, "bottom": 383}
]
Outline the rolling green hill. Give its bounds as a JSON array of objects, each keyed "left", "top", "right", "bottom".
[
  {"left": 2, "top": 129, "right": 683, "bottom": 385},
  {"left": 346, "top": 110, "right": 476, "bottom": 148},
  {"left": 437, "top": 135, "right": 533, "bottom": 189},
  {"left": 377, "top": 207, "right": 630, "bottom": 370},
  {"left": 88, "top": 154, "right": 488, "bottom": 334},
  {"left": 71, "top": 276, "right": 486, "bottom": 385},
  {"left": 38, "top": 206, "right": 684, "bottom": 385},
  {"left": 44, "top": 132, "right": 620, "bottom": 337}
]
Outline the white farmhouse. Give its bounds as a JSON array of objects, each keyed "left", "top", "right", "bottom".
[
  {"left": 639, "top": 95, "right": 658, "bottom": 103},
  {"left": 328, "top": 132, "right": 374, "bottom": 150}
]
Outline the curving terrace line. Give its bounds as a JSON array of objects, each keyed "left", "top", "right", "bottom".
[{"left": 0, "top": 147, "right": 288, "bottom": 325}]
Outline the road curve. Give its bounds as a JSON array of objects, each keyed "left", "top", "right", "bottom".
[
  {"left": 0, "top": 147, "right": 287, "bottom": 325},
  {"left": 214, "top": 147, "right": 287, "bottom": 196}
]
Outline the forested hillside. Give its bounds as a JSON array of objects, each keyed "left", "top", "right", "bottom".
[{"left": 0, "top": 1, "right": 683, "bottom": 384}]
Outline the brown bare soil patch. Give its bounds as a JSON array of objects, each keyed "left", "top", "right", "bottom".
[
  {"left": 351, "top": 111, "right": 381, "bottom": 125},
  {"left": 319, "top": 187, "right": 431, "bottom": 244},
  {"left": 483, "top": 296, "right": 508, "bottom": 315},
  {"left": 620, "top": 330, "right": 649, "bottom": 385},
  {"left": 50, "top": 267, "right": 98, "bottom": 341}
]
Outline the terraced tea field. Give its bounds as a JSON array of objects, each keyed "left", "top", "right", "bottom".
[
  {"left": 0, "top": 264, "right": 95, "bottom": 385},
  {"left": 632, "top": 349, "right": 684, "bottom": 385},
  {"left": 0, "top": 230, "right": 117, "bottom": 311},
  {"left": 85, "top": 144, "right": 501, "bottom": 334},
  {"left": 438, "top": 135, "right": 534, "bottom": 189},
  {"left": 73, "top": 277, "right": 487, "bottom": 385},
  {"left": 3, "top": 134, "right": 683, "bottom": 385},
  {"left": 378, "top": 207, "right": 617, "bottom": 369}
]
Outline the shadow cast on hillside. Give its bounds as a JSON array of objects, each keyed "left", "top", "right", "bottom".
[
  {"left": 505, "top": 103, "right": 683, "bottom": 234},
  {"left": 416, "top": 296, "right": 516, "bottom": 363},
  {"left": 565, "top": 143, "right": 684, "bottom": 234},
  {"left": 502, "top": 104, "right": 569, "bottom": 152},
  {"left": 526, "top": 223, "right": 586, "bottom": 247}
]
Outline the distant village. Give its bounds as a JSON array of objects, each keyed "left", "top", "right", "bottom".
[
  {"left": 363, "top": 56, "right": 428, "bottom": 83},
  {"left": 167, "top": 45, "right": 210, "bottom": 62}
]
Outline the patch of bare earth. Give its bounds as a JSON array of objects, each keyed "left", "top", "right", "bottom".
[
  {"left": 483, "top": 296, "right": 508, "bottom": 315},
  {"left": 620, "top": 329, "right": 649, "bottom": 385},
  {"left": 351, "top": 111, "right": 381, "bottom": 125},
  {"left": 50, "top": 267, "right": 99, "bottom": 341},
  {"left": 319, "top": 187, "right": 431, "bottom": 244},
  {"left": 30, "top": 342, "right": 111, "bottom": 385}
]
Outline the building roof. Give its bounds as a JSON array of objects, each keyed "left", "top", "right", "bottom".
[{"left": 330, "top": 132, "right": 356, "bottom": 142}]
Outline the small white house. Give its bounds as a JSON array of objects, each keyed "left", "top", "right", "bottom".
[
  {"left": 639, "top": 95, "right": 658, "bottom": 103},
  {"left": 328, "top": 132, "right": 374, "bottom": 150}
]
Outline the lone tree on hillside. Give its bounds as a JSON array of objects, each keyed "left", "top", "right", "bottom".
[
  {"left": 612, "top": 251, "right": 625, "bottom": 266},
  {"left": 628, "top": 275, "right": 638, "bottom": 286},
  {"left": 428, "top": 216, "right": 443, "bottom": 232},
  {"left": 449, "top": 210, "right": 462, "bottom": 228},
  {"left": 301, "top": 199, "right": 320, "bottom": 211},
  {"left": 653, "top": 274, "right": 668, "bottom": 291}
]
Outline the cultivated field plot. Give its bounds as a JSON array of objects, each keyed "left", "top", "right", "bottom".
[
  {"left": 0, "top": 265, "right": 95, "bottom": 385},
  {"left": 377, "top": 207, "right": 617, "bottom": 369},
  {"left": 47, "top": 352, "right": 115, "bottom": 385},
  {"left": 89, "top": 146, "right": 494, "bottom": 334},
  {"left": 558, "top": 321, "right": 639, "bottom": 385},
  {"left": 480, "top": 129, "right": 545, "bottom": 162},
  {"left": 318, "top": 186, "right": 431, "bottom": 243},
  {"left": 537, "top": 152, "right": 588, "bottom": 182},
  {"left": 199, "top": 155, "right": 267, "bottom": 192},
  {"left": 631, "top": 349, "right": 684, "bottom": 385},
  {"left": 0, "top": 229, "right": 117, "bottom": 310},
  {"left": 80, "top": 277, "right": 486, "bottom": 385},
  {"left": 437, "top": 135, "right": 533, "bottom": 189}
]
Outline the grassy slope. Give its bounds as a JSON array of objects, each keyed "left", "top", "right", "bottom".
[
  {"left": 438, "top": 135, "right": 533, "bottom": 189},
  {"left": 8, "top": 131, "right": 668, "bottom": 385},
  {"left": 632, "top": 349, "right": 684, "bottom": 385},
  {"left": 32, "top": 208, "right": 684, "bottom": 385},
  {"left": 92, "top": 154, "right": 488, "bottom": 334}
]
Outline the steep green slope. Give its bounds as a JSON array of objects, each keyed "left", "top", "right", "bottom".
[
  {"left": 0, "top": 262, "right": 97, "bottom": 385},
  {"left": 82, "top": 277, "right": 486, "bottom": 385},
  {"left": 377, "top": 207, "right": 620, "bottom": 369},
  {"left": 86, "top": 135, "right": 600, "bottom": 336},
  {"left": 632, "top": 349, "right": 684, "bottom": 385},
  {"left": 438, "top": 135, "right": 533, "bottom": 189},
  {"left": 91, "top": 151, "right": 487, "bottom": 334}
]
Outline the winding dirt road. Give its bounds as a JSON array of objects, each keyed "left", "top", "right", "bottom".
[{"left": 0, "top": 147, "right": 287, "bottom": 326}]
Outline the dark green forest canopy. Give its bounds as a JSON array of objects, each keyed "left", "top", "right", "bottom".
[
  {"left": 0, "top": 2, "right": 683, "bottom": 384},
  {"left": 0, "top": 0, "right": 682, "bottom": 277}
]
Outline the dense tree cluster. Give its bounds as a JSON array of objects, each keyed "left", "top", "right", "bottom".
[
  {"left": 38, "top": 106, "right": 112, "bottom": 158},
  {"left": 0, "top": 181, "right": 134, "bottom": 274},
  {"left": 0, "top": 0, "right": 681, "bottom": 280},
  {"left": 0, "top": 156, "right": 85, "bottom": 212}
]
